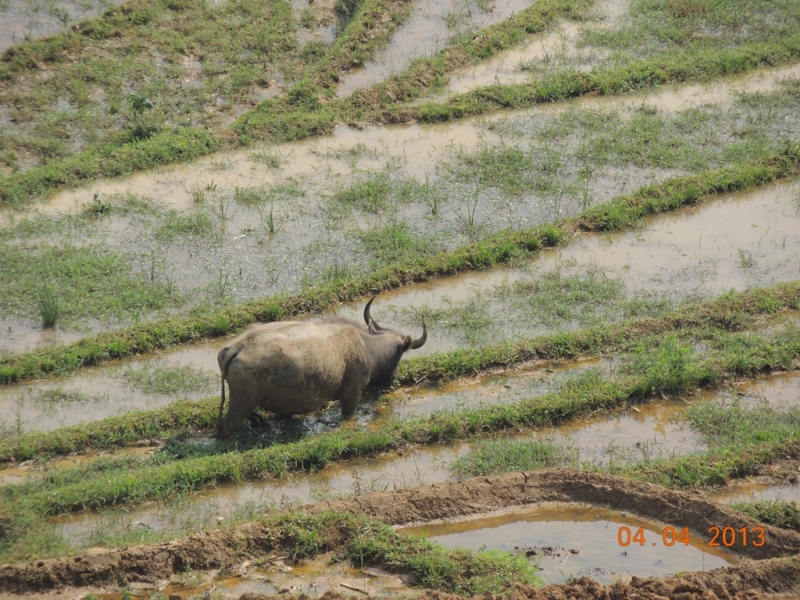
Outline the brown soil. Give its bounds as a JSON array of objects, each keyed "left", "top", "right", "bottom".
[{"left": 2, "top": 470, "right": 800, "bottom": 595}]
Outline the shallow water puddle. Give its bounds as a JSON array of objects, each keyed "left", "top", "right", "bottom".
[
  {"left": 403, "top": 505, "right": 738, "bottom": 585},
  {"left": 336, "top": 0, "right": 534, "bottom": 98},
  {"left": 735, "top": 370, "right": 800, "bottom": 408},
  {"left": 381, "top": 358, "right": 604, "bottom": 418},
  {"left": 714, "top": 481, "right": 800, "bottom": 507},
  {"left": 24, "top": 100, "right": 497, "bottom": 221}
]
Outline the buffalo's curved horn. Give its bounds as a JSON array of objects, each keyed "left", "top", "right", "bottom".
[
  {"left": 410, "top": 320, "right": 427, "bottom": 349},
  {"left": 364, "top": 295, "right": 385, "bottom": 331}
]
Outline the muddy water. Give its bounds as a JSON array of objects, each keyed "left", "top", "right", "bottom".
[
  {"left": 715, "top": 481, "right": 800, "bottom": 506},
  {"left": 381, "top": 359, "right": 605, "bottom": 419},
  {"left": 403, "top": 505, "right": 739, "bottom": 585},
  {"left": 31, "top": 116, "right": 497, "bottom": 217},
  {"left": 735, "top": 370, "right": 800, "bottom": 408},
  {"left": 336, "top": 0, "right": 534, "bottom": 98}
]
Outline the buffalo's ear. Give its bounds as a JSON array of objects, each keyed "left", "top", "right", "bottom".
[{"left": 403, "top": 335, "right": 412, "bottom": 349}]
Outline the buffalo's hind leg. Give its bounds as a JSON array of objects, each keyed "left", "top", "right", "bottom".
[
  {"left": 337, "top": 362, "right": 370, "bottom": 419},
  {"left": 218, "top": 381, "right": 257, "bottom": 439}
]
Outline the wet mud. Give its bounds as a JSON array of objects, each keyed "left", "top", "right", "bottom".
[
  {"left": 241, "top": 560, "right": 800, "bottom": 600},
  {"left": 404, "top": 504, "right": 738, "bottom": 585},
  {"left": 4, "top": 469, "right": 800, "bottom": 593}
]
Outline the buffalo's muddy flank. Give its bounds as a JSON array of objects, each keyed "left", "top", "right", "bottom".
[{"left": 3, "top": 470, "right": 800, "bottom": 593}]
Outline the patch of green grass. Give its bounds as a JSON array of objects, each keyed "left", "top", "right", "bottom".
[
  {"left": 31, "top": 386, "right": 105, "bottom": 405},
  {"left": 37, "top": 284, "right": 61, "bottom": 328},
  {"left": 155, "top": 210, "right": 216, "bottom": 242},
  {"left": 119, "top": 363, "right": 215, "bottom": 397},
  {"left": 450, "top": 437, "right": 578, "bottom": 479},
  {"left": 733, "top": 500, "right": 800, "bottom": 532},
  {"left": 448, "top": 146, "right": 536, "bottom": 196},
  {"left": 687, "top": 400, "right": 800, "bottom": 448},
  {"left": 331, "top": 173, "right": 392, "bottom": 214},
  {"left": 0, "top": 244, "right": 184, "bottom": 328},
  {"left": 360, "top": 219, "right": 437, "bottom": 267}
]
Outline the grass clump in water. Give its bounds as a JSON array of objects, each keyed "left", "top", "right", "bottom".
[
  {"left": 450, "top": 437, "right": 577, "bottom": 480},
  {"left": 360, "top": 220, "right": 437, "bottom": 267},
  {"left": 38, "top": 284, "right": 61, "bottom": 328},
  {"left": 120, "top": 363, "right": 215, "bottom": 397},
  {"left": 687, "top": 400, "right": 800, "bottom": 448},
  {"left": 331, "top": 173, "right": 393, "bottom": 214}
]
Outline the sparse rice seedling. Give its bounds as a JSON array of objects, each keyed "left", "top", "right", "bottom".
[
  {"left": 249, "top": 150, "right": 283, "bottom": 168},
  {"left": 38, "top": 284, "right": 60, "bottom": 328},
  {"left": 737, "top": 248, "right": 758, "bottom": 269}
]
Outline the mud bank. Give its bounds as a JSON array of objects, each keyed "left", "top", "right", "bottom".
[
  {"left": 240, "top": 560, "right": 800, "bottom": 600},
  {"left": 4, "top": 470, "right": 800, "bottom": 592}
]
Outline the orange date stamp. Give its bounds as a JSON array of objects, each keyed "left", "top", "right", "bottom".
[{"left": 617, "top": 525, "right": 766, "bottom": 547}]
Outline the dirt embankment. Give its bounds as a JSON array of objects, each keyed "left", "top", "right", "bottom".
[{"left": 2, "top": 470, "right": 800, "bottom": 595}]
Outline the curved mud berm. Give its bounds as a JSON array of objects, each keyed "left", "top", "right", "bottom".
[{"left": 2, "top": 470, "right": 800, "bottom": 595}]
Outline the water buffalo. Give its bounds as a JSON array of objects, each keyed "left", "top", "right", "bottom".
[{"left": 216, "top": 296, "right": 426, "bottom": 437}]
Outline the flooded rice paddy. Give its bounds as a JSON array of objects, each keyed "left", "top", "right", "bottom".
[
  {"left": 2, "top": 64, "right": 799, "bottom": 356},
  {"left": 2, "top": 176, "right": 798, "bottom": 432},
  {"left": 3, "top": 1, "right": 800, "bottom": 596},
  {"left": 403, "top": 505, "right": 739, "bottom": 585}
]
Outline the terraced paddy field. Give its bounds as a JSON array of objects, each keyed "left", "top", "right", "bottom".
[{"left": 2, "top": 0, "right": 800, "bottom": 598}]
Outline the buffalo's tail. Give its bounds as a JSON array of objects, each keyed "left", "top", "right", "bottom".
[
  {"left": 218, "top": 373, "right": 227, "bottom": 435},
  {"left": 217, "top": 346, "right": 240, "bottom": 436}
]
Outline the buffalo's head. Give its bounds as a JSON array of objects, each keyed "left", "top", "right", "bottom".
[{"left": 363, "top": 295, "right": 426, "bottom": 385}]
